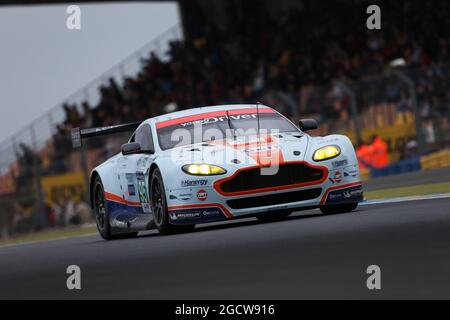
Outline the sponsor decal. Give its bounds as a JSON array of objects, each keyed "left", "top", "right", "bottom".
[
  {"left": 202, "top": 209, "right": 221, "bottom": 217},
  {"left": 345, "top": 168, "right": 358, "bottom": 177},
  {"left": 243, "top": 145, "right": 278, "bottom": 153},
  {"left": 136, "top": 172, "right": 151, "bottom": 213},
  {"left": 325, "top": 185, "right": 363, "bottom": 204},
  {"left": 179, "top": 192, "right": 193, "bottom": 200},
  {"left": 169, "top": 191, "right": 194, "bottom": 200},
  {"left": 171, "top": 211, "right": 201, "bottom": 219},
  {"left": 169, "top": 207, "right": 225, "bottom": 223},
  {"left": 181, "top": 179, "right": 208, "bottom": 187},
  {"left": 156, "top": 108, "right": 275, "bottom": 129},
  {"left": 197, "top": 189, "right": 208, "bottom": 201},
  {"left": 180, "top": 113, "right": 257, "bottom": 128},
  {"left": 334, "top": 171, "right": 342, "bottom": 183},
  {"left": 137, "top": 156, "right": 150, "bottom": 171},
  {"left": 127, "top": 184, "right": 136, "bottom": 196},
  {"left": 332, "top": 159, "right": 348, "bottom": 168},
  {"left": 229, "top": 135, "right": 266, "bottom": 145},
  {"left": 125, "top": 173, "right": 134, "bottom": 184}
]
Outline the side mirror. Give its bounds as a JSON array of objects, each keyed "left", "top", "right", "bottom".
[
  {"left": 121, "top": 142, "right": 142, "bottom": 155},
  {"left": 299, "top": 119, "right": 318, "bottom": 131},
  {"left": 143, "top": 145, "right": 155, "bottom": 155}
]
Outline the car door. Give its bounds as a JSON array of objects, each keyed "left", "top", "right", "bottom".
[{"left": 117, "top": 124, "right": 155, "bottom": 215}]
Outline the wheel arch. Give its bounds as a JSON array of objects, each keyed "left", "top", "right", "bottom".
[
  {"left": 149, "top": 162, "right": 159, "bottom": 178},
  {"left": 147, "top": 163, "right": 161, "bottom": 196},
  {"left": 89, "top": 170, "right": 100, "bottom": 209}
]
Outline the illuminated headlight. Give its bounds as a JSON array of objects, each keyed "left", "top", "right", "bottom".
[
  {"left": 182, "top": 164, "right": 227, "bottom": 175},
  {"left": 313, "top": 145, "right": 341, "bottom": 161}
]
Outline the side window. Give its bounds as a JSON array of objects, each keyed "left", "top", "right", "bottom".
[{"left": 135, "top": 124, "right": 154, "bottom": 152}]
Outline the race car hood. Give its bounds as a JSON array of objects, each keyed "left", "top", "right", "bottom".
[{"left": 160, "top": 132, "right": 310, "bottom": 170}]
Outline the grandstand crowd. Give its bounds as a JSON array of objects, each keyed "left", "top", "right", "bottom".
[
  {"left": 54, "top": 0, "right": 449, "bottom": 169},
  {"left": 2, "top": 0, "right": 450, "bottom": 235}
]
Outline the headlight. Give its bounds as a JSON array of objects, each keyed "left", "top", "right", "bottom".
[
  {"left": 182, "top": 164, "right": 227, "bottom": 175},
  {"left": 313, "top": 145, "right": 341, "bottom": 161}
]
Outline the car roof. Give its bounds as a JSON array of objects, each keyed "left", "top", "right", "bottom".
[{"left": 149, "top": 104, "right": 272, "bottom": 124}]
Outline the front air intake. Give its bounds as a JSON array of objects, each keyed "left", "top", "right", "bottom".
[
  {"left": 215, "top": 162, "right": 326, "bottom": 195},
  {"left": 226, "top": 188, "right": 322, "bottom": 209}
]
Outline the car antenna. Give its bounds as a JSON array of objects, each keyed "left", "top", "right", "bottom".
[
  {"left": 226, "top": 109, "right": 236, "bottom": 141},
  {"left": 256, "top": 102, "right": 261, "bottom": 151}
]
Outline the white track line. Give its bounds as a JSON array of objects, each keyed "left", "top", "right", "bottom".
[{"left": 360, "top": 193, "right": 450, "bottom": 206}]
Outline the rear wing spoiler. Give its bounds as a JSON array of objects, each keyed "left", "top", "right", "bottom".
[{"left": 71, "top": 121, "right": 142, "bottom": 148}]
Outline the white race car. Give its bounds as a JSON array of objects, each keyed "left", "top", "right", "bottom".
[{"left": 72, "top": 104, "right": 363, "bottom": 239}]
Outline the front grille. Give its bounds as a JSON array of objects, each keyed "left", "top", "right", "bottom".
[
  {"left": 218, "top": 162, "right": 325, "bottom": 193},
  {"left": 226, "top": 188, "right": 322, "bottom": 209}
]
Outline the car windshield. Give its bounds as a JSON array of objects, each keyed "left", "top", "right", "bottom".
[{"left": 156, "top": 107, "right": 300, "bottom": 150}]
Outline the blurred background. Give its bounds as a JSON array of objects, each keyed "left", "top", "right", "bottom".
[{"left": 0, "top": 0, "right": 449, "bottom": 239}]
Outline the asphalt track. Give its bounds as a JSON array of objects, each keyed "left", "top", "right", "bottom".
[{"left": 0, "top": 198, "right": 449, "bottom": 299}]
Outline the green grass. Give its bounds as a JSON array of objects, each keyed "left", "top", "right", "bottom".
[
  {"left": 365, "top": 181, "right": 450, "bottom": 200},
  {"left": 0, "top": 225, "right": 97, "bottom": 247}
]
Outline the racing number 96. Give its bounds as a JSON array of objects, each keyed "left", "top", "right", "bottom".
[{"left": 137, "top": 179, "right": 148, "bottom": 203}]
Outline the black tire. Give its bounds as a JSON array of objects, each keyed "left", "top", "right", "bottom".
[
  {"left": 320, "top": 202, "right": 358, "bottom": 215},
  {"left": 150, "top": 168, "right": 195, "bottom": 234},
  {"left": 256, "top": 210, "right": 291, "bottom": 222},
  {"left": 93, "top": 176, "right": 138, "bottom": 240}
]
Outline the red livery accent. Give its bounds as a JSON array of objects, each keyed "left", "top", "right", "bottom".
[
  {"left": 156, "top": 107, "right": 275, "bottom": 129},
  {"left": 104, "top": 192, "right": 141, "bottom": 207}
]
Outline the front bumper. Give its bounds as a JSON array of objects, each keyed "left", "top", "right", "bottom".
[{"left": 167, "top": 169, "right": 363, "bottom": 225}]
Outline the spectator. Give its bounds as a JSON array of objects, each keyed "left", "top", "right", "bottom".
[
  {"left": 356, "top": 142, "right": 372, "bottom": 170},
  {"left": 370, "top": 134, "right": 389, "bottom": 168}
]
